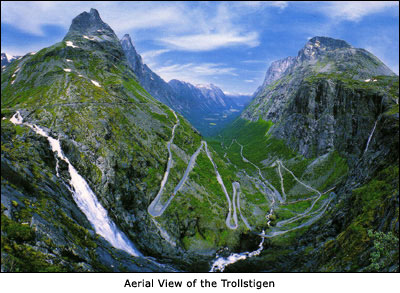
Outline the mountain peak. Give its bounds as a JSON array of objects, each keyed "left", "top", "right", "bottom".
[
  {"left": 121, "top": 34, "right": 132, "bottom": 42},
  {"left": 1, "top": 52, "right": 19, "bottom": 67},
  {"left": 120, "top": 34, "right": 135, "bottom": 49},
  {"left": 308, "top": 36, "right": 352, "bottom": 50},
  {"left": 120, "top": 34, "right": 143, "bottom": 75},
  {"left": 262, "top": 56, "right": 296, "bottom": 87},
  {"left": 64, "top": 8, "right": 115, "bottom": 40},
  {"left": 196, "top": 83, "right": 219, "bottom": 91},
  {"left": 297, "top": 36, "right": 352, "bottom": 61},
  {"left": 89, "top": 8, "right": 100, "bottom": 18}
]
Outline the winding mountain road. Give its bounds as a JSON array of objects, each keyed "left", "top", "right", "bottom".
[
  {"left": 147, "top": 115, "right": 242, "bottom": 230},
  {"left": 210, "top": 138, "right": 337, "bottom": 271},
  {"left": 235, "top": 140, "right": 283, "bottom": 203},
  {"left": 147, "top": 110, "right": 180, "bottom": 217}
]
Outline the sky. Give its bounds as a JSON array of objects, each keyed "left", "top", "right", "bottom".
[{"left": 1, "top": 1, "right": 399, "bottom": 95}]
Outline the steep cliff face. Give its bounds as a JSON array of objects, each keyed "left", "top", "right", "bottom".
[
  {"left": 242, "top": 37, "right": 397, "bottom": 159},
  {"left": 275, "top": 76, "right": 398, "bottom": 161},
  {"left": 253, "top": 56, "right": 296, "bottom": 98},
  {"left": 120, "top": 34, "right": 177, "bottom": 108},
  {"left": 243, "top": 37, "right": 396, "bottom": 123}
]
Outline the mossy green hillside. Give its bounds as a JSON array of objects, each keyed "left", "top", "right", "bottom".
[{"left": 318, "top": 165, "right": 399, "bottom": 271}]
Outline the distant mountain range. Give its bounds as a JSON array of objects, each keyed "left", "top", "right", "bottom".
[{"left": 120, "top": 34, "right": 251, "bottom": 136}]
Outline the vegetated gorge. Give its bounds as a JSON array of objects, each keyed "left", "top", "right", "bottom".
[{"left": 1, "top": 9, "right": 399, "bottom": 272}]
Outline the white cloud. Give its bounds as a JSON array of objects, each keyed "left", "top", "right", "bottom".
[
  {"left": 159, "top": 32, "right": 259, "bottom": 51},
  {"left": 100, "top": 3, "right": 188, "bottom": 34},
  {"left": 241, "top": 59, "right": 268, "bottom": 64},
  {"left": 234, "top": 1, "right": 288, "bottom": 9},
  {"left": 1, "top": 1, "right": 76, "bottom": 36},
  {"left": 153, "top": 62, "right": 238, "bottom": 84},
  {"left": 0, "top": 2, "right": 187, "bottom": 36},
  {"left": 270, "top": 1, "right": 289, "bottom": 9},
  {"left": 155, "top": 2, "right": 262, "bottom": 51},
  {"left": 319, "top": 1, "right": 399, "bottom": 22},
  {"left": 245, "top": 79, "right": 254, "bottom": 83}
]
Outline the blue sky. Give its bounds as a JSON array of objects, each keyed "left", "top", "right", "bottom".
[{"left": 1, "top": 1, "right": 399, "bottom": 94}]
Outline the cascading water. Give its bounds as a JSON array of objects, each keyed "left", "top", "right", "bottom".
[
  {"left": 364, "top": 119, "right": 379, "bottom": 154},
  {"left": 210, "top": 231, "right": 265, "bottom": 272},
  {"left": 10, "top": 112, "right": 141, "bottom": 257}
]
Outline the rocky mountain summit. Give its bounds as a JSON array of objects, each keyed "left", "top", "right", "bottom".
[
  {"left": 242, "top": 36, "right": 397, "bottom": 159},
  {"left": 120, "top": 34, "right": 177, "bottom": 108},
  {"left": 64, "top": 8, "right": 114, "bottom": 40},
  {"left": 253, "top": 56, "right": 296, "bottom": 98},
  {"left": 1, "top": 53, "right": 19, "bottom": 68}
]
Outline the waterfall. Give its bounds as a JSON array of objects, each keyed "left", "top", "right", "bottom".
[
  {"left": 10, "top": 112, "right": 141, "bottom": 257},
  {"left": 210, "top": 231, "right": 265, "bottom": 272},
  {"left": 364, "top": 119, "right": 378, "bottom": 154}
]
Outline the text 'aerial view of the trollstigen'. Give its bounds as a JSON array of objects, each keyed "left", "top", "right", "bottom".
[{"left": 1, "top": 1, "right": 399, "bottom": 273}]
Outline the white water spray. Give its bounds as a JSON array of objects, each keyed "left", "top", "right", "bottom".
[
  {"left": 210, "top": 230, "right": 265, "bottom": 272},
  {"left": 10, "top": 112, "right": 141, "bottom": 257}
]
